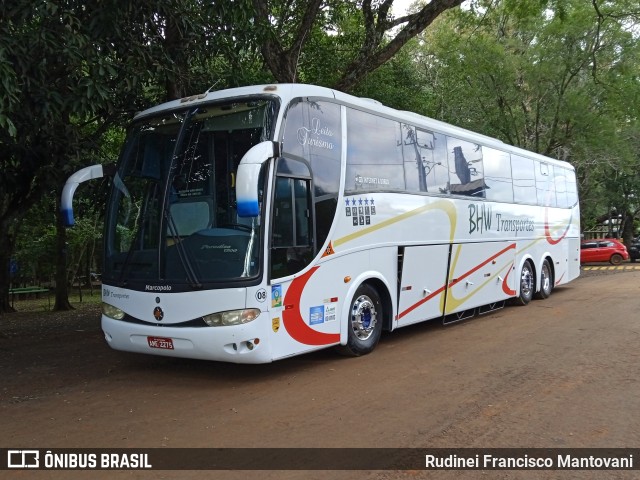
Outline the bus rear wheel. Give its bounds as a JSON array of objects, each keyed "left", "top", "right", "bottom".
[
  {"left": 337, "top": 283, "right": 383, "bottom": 357},
  {"left": 515, "top": 260, "right": 534, "bottom": 306},
  {"left": 535, "top": 259, "right": 553, "bottom": 300}
]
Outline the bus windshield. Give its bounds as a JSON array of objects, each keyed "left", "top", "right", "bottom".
[{"left": 103, "top": 98, "right": 276, "bottom": 290}]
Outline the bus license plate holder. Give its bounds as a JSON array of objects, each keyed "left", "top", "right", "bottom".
[{"left": 147, "top": 336, "right": 174, "bottom": 350}]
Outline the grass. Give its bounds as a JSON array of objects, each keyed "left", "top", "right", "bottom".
[{"left": 9, "top": 286, "right": 103, "bottom": 313}]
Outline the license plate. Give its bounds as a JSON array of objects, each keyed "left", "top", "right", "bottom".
[{"left": 147, "top": 336, "right": 174, "bottom": 350}]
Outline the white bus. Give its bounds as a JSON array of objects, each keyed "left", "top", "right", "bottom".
[{"left": 61, "top": 84, "right": 580, "bottom": 363}]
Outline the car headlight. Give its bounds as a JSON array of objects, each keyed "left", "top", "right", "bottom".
[
  {"left": 102, "top": 302, "right": 125, "bottom": 320},
  {"left": 203, "top": 308, "right": 261, "bottom": 327}
]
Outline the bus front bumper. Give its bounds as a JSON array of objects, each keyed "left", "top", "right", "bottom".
[{"left": 101, "top": 315, "right": 273, "bottom": 364}]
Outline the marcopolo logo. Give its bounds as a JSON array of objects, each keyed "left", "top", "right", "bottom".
[
  {"left": 8, "top": 450, "right": 39, "bottom": 468},
  {"left": 144, "top": 285, "right": 172, "bottom": 292}
]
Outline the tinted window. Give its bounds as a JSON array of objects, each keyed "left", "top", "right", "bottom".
[
  {"left": 271, "top": 177, "right": 313, "bottom": 278},
  {"left": 403, "top": 126, "right": 450, "bottom": 194},
  {"left": 272, "top": 177, "right": 312, "bottom": 248},
  {"left": 345, "top": 109, "right": 405, "bottom": 191},
  {"left": 511, "top": 155, "right": 536, "bottom": 204},
  {"left": 282, "top": 99, "right": 341, "bottom": 198},
  {"left": 554, "top": 167, "right": 569, "bottom": 208},
  {"left": 483, "top": 147, "right": 513, "bottom": 202},
  {"left": 566, "top": 168, "right": 578, "bottom": 207},
  {"left": 281, "top": 99, "right": 341, "bottom": 250},
  {"left": 447, "top": 137, "right": 485, "bottom": 198},
  {"left": 536, "top": 162, "right": 556, "bottom": 207},
  {"left": 104, "top": 101, "right": 274, "bottom": 286},
  {"left": 277, "top": 157, "right": 311, "bottom": 177}
]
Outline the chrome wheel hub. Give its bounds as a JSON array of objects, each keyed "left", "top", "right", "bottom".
[{"left": 350, "top": 295, "right": 377, "bottom": 341}]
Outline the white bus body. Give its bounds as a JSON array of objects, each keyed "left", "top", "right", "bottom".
[{"left": 62, "top": 84, "right": 580, "bottom": 363}]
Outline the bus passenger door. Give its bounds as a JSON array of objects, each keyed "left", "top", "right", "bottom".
[
  {"left": 397, "top": 245, "right": 450, "bottom": 328},
  {"left": 445, "top": 241, "right": 516, "bottom": 316}
]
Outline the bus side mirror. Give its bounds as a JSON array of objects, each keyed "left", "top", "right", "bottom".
[
  {"left": 236, "top": 141, "right": 278, "bottom": 217},
  {"left": 61, "top": 164, "right": 114, "bottom": 226}
]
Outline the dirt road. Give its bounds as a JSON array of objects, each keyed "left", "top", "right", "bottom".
[{"left": 2, "top": 269, "right": 640, "bottom": 479}]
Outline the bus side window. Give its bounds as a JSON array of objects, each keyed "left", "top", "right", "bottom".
[
  {"left": 536, "top": 162, "right": 556, "bottom": 207},
  {"left": 447, "top": 136, "right": 486, "bottom": 198},
  {"left": 512, "top": 155, "right": 536, "bottom": 204},
  {"left": 402, "top": 127, "right": 450, "bottom": 195},
  {"left": 271, "top": 176, "right": 314, "bottom": 278},
  {"left": 483, "top": 146, "right": 513, "bottom": 203},
  {"left": 281, "top": 99, "right": 341, "bottom": 254},
  {"left": 566, "top": 168, "right": 578, "bottom": 207},
  {"left": 345, "top": 108, "right": 405, "bottom": 192},
  {"left": 555, "top": 168, "right": 569, "bottom": 208},
  {"left": 273, "top": 177, "right": 295, "bottom": 247}
]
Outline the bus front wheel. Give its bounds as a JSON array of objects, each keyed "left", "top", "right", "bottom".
[
  {"left": 337, "top": 283, "right": 383, "bottom": 357},
  {"left": 515, "top": 260, "right": 535, "bottom": 306}
]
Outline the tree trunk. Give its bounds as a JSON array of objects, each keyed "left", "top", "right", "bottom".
[
  {"left": 54, "top": 197, "right": 74, "bottom": 311},
  {"left": 252, "top": 0, "right": 324, "bottom": 83},
  {"left": 0, "top": 232, "right": 17, "bottom": 315},
  {"left": 334, "top": 0, "right": 465, "bottom": 92},
  {"left": 164, "top": 12, "right": 188, "bottom": 101},
  {"left": 622, "top": 209, "right": 635, "bottom": 246}
]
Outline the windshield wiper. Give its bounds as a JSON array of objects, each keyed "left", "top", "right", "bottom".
[
  {"left": 164, "top": 209, "right": 202, "bottom": 289},
  {"left": 242, "top": 218, "right": 257, "bottom": 278},
  {"left": 117, "top": 179, "right": 150, "bottom": 287}
]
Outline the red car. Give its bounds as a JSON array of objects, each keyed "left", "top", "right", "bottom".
[{"left": 580, "top": 238, "right": 629, "bottom": 265}]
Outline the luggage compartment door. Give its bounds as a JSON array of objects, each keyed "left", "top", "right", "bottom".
[
  {"left": 397, "top": 245, "right": 450, "bottom": 328},
  {"left": 445, "top": 241, "right": 516, "bottom": 315}
]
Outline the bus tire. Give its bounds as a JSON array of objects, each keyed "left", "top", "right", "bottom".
[
  {"left": 535, "top": 259, "right": 553, "bottom": 300},
  {"left": 337, "top": 283, "right": 383, "bottom": 357},
  {"left": 515, "top": 260, "right": 534, "bottom": 306}
]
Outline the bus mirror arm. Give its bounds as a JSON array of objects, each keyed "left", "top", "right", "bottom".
[
  {"left": 61, "top": 164, "right": 113, "bottom": 227},
  {"left": 236, "top": 141, "right": 277, "bottom": 217}
]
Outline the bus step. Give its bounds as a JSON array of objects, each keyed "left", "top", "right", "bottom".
[
  {"left": 443, "top": 308, "right": 476, "bottom": 325},
  {"left": 478, "top": 301, "right": 505, "bottom": 315}
]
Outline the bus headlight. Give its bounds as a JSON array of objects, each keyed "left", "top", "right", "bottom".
[
  {"left": 203, "top": 308, "right": 261, "bottom": 327},
  {"left": 102, "top": 302, "right": 125, "bottom": 320}
]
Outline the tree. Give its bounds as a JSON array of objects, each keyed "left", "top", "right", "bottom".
[
  {"left": 0, "top": 1, "right": 120, "bottom": 312},
  {"left": 412, "top": 0, "right": 640, "bottom": 235},
  {"left": 0, "top": 1, "right": 187, "bottom": 312},
  {"left": 252, "top": 0, "right": 464, "bottom": 92}
]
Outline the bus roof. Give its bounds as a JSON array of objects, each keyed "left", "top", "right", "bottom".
[{"left": 134, "top": 83, "right": 573, "bottom": 171}]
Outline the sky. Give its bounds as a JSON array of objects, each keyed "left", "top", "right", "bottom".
[{"left": 391, "top": 0, "right": 416, "bottom": 17}]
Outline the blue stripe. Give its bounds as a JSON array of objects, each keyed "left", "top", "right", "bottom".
[
  {"left": 61, "top": 209, "right": 75, "bottom": 227},
  {"left": 237, "top": 200, "right": 259, "bottom": 217}
]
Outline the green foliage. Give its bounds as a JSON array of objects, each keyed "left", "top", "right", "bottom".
[
  {"left": 13, "top": 195, "right": 102, "bottom": 286},
  {"left": 0, "top": 0, "right": 260, "bottom": 309},
  {"left": 3, "top": 0, "right": 640, "bottom": 305},
  {"left": 351, "top": 39, "right": 433, "bottom": 111},
  {"left": 414, "top": 0, "right": 640, "bottom": 235},
  {"left": 297, "top": 1, "right": 365, "bottom": 86}
]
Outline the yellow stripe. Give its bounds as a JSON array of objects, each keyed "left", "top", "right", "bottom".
[{"left": 334, "top": 199, "right": 457, "bottom": 247}]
